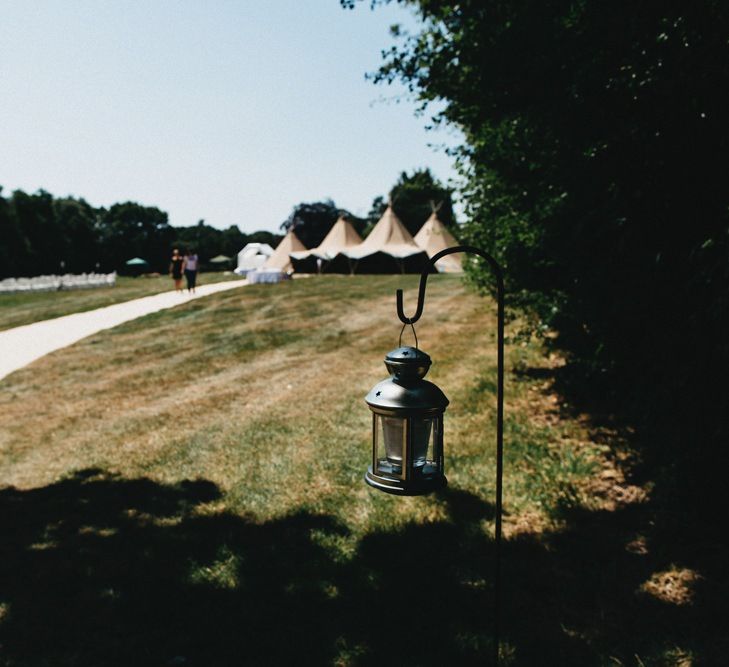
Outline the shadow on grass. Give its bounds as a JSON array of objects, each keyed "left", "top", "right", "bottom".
[
  {"left": 0, "top": 469, "right": 723, "bottom": 666},
  {"left": 512, "top": 362, "right": 729, "bottom": 666}
]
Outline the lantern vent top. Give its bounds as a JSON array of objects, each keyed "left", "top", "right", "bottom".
[{"left": 384, "top": 346, "right": 432, "bottom": 382}]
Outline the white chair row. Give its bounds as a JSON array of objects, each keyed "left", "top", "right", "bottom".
[{"left": 0, "top": 272, "right": 117, "bottom": 294}]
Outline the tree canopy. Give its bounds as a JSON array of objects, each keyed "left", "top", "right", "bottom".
[
  {"left": 171, "top": 221, "right": 279, "bottom": 265},
  {"left": 346, "top": 0, "right": 729, "bottom": 502},
  {"left": 0, "top": 187, "right": 281, "bottom": 277}
]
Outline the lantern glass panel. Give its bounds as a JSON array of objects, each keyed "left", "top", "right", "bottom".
[
  {"left": 379, "top": 415, "right": 433, "bottom": 470},
  {"left": 412, "top": 417, "right": 434, "bottom": 468},
  {"left": 374, "top": 414, "right": 402, "bottom": 474}
]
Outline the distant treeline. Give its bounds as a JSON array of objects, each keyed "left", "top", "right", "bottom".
[
  {"left": 0, "top": 168, "right": 456, "bottom": 278},
  {"left": 0, "top": 187, "right": 280, "bottom": 278}
]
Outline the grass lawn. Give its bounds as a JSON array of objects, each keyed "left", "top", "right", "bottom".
[
  {"left": 0, "top": 275, "right": 704, "bottom": 665},
  {"left": 0, "top": 272, "right": 242, "bottom": 332}
]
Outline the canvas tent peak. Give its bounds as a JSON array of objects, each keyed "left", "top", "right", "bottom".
[
  {"left": 263, "top": 229, "right": 306, "bottom": 272},
  {"left": 299, "top": 216, "right": 362, "bottom": 260},
  {"left": 339, "top": 206, "right": 433, "bottom": 274},
  {"left": 414, "top": 212, "right": 463, "bottom": 273},
  {"left": 344, "top": 206, "right": 423, "bottom": 260},
  {"left": 289, "top": 216, "right": 363, "bottom": 272}
]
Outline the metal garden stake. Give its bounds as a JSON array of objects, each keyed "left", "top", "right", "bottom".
[{"left": 364, "top": 245, "right": 505, "bottom": 665}]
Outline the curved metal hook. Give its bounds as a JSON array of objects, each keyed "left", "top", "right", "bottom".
[{"left": 396, "top": 245, "right": 504, "bottom": 324}]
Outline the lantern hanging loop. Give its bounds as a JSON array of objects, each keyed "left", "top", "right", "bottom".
[{"left": 398, "top": 321, "right": 419, "bottom": 349}]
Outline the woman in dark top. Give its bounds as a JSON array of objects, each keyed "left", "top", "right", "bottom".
[{"left": 170, "top": 248, "right": 185, "bottom": 292}]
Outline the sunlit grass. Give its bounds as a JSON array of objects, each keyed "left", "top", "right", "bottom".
[
  {"left": 1, "top": 275, "right": 699, "bottom": 665},
  {"left": 0, "top": 274, "right": 601, "bottom": 537}
]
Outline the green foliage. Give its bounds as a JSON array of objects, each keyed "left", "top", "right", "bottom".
[
  {"left": 245, "top": 229, "right": 281, "bottom": 246},
  {"left": 0, "top": 187, "right": 281, "bottom": 276},
  {"left": 9, "top": 189, "right": 66, "bottom": 276},
  {"left": 171, "top": 220, "right": 272, "bottom": 269},
  {"left": 97, "top": 201, "right": 174, "bottom": 273},
  {"left": 352, "top": 0, "right": 729, "bottom": 500},
  {"left": 0, "top": 186, "right": 29, "bottom": 277},
  {"left": 53, "top": 197, "right": 99, "bottom": 273}
]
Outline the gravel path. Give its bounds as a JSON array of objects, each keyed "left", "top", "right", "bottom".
[{"left": 0, "top": 280, "right": 248, "bottom": 382}]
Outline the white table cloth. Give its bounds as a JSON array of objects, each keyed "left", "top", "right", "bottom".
[{"left": 247, "top": 269, "right": 287, "bottom": 284}]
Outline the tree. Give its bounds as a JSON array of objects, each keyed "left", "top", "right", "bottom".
[
  {"left": 246, "top": 230, "right": 282, "bottom": 247},
  {"left": 347, "top": 0, "right": 729, "bottom": 501},
  {"left": 172, "top": 222, "right": 279, "bottom": 263},
  {"left": 220, "top": 225, "right": 248, "bottom": 257},
  {"left": 10, "top": 189, "right": 65, "bottom": 276},
  {"left": 53, "top": 197, "right": 100, "bottom": 273},
  {"left": 0, "top": 186, "right": 283, "bottom": 277},
  {"left": 97, "top": 202, "right": 173, "bottom": 272},
  {"left": 0, "top": 187, "right": 29, "bottom": 278},
  {"left": 173, "top": 220, "right": 226, "bottom": 262}
]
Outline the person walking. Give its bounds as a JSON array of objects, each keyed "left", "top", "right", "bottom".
[
  {"left": 184, "top": 249, "right": 199, "bottom": 293},
  {"left": 170, "top": 248, "right": 185, "bottom": 292}
]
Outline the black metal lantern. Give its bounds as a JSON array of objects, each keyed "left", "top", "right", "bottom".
[{"left": 365, "top": 345, "right": 449, "bottom": 495}]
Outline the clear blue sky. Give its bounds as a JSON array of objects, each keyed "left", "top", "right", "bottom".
[{"left": 0, "top": 1, "right": 460, "bottom": 233}]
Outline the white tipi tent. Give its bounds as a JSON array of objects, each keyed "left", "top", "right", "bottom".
[
  {"left": 263, "top": 230, "right": 306, "bottom": 273},
  {"left": 414, "top": 212, "right": 462, "bottom": 273},
  {"left": 235, "top": 242, "right": 274, "bottom": 275},
  {"left": 339, "top": 206, "right": 431, "bottom": 274},
  {"left": 289, "top": 216, "right": 363, "bottom": 273}
]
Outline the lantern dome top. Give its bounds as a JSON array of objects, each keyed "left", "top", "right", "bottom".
[
  {"left": 384, "top": 346, "right": 431, "bottom": 381},
  {"left": 385, "top": 346, "right": 431, "bottom": 363}
]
